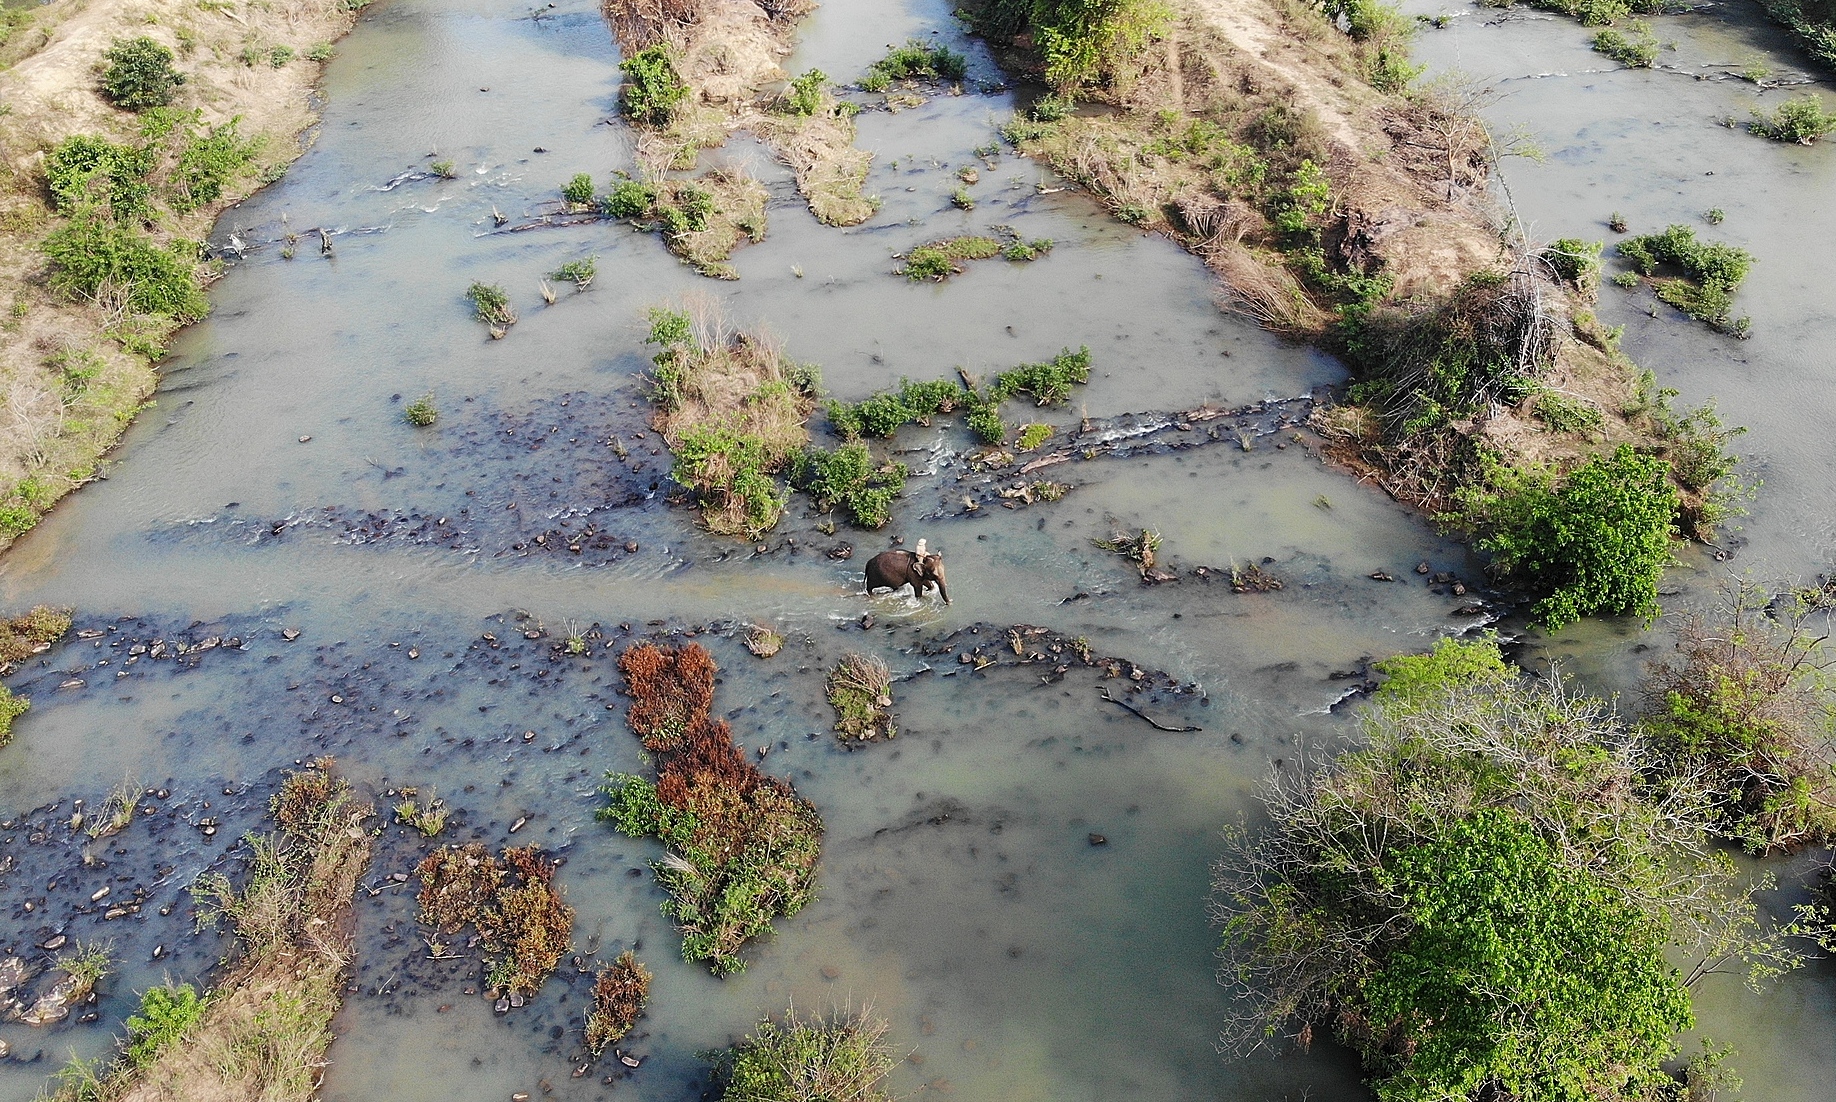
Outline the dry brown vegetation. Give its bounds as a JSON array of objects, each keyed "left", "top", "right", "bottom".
[
  {"left": 52, "top": 762, "right": 373, "bottom": 1102},
  {"left": 598, "top": 642, "right": 823, "bottom": 974},
  {"left": 415, "top": 842, "right": 575, "bottom": 999},
  {"left": 0, "top": 0, "right": 357, "bottom": 553},
  {"left": 583, "top": 950, "right": 651, "bottom": 1055},
  {"left": 603, "top": 0, "right": 878, "bottom": 228},
  {"left": 0, "top": 604, "right": 70, "bottom": 668}
]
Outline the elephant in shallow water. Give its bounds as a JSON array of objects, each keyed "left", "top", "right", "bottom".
[{"left": 864, "top": 543, "right": 949, "bottom": 604}]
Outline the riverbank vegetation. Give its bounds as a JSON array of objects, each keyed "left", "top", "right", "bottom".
[
  {"left": 1756, "top": 0, "right": 1836, "bottom": 71},
  {"left": 1216, "top": 638, "right": 1804, "bottom": 1102},
  {"left": 1644, "top": 579, "right": 1836, "bottom": 852},
  {"left": 51, "top": 762, "right": 373, "bottom": 1102},
  {"left": 599, "top": 642, "right": 824, "bottom": 975},
  {"left": 644, "top": 303, "right": 820, "bottom": 538},
  {"left": 1617, "top": 224, "right": 1754, "bottom": 333},
  {"left": 709, "top": 1007, "right": 895, "bottom": 1102},
  {"left": 963, "top": 0, "right": 1746, "bottom": 630},
  {"left": 601, "top": 0, "right": 879, "bottom": 233},
  {"left": 0, "top": 0, "right": 359, "bottom": 553}
]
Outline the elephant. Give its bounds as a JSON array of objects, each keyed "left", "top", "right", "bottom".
[{"left": 864, "top": 543, "right": 950, "bottom": 604}]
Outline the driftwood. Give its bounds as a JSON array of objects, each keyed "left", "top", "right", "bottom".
[{"left": 1098, "top": 687, "right": 1201, "bottom": 732}]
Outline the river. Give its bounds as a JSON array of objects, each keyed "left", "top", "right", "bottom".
[{"left": 0, "top": 0, "right": 1829, "bottom": 1097}]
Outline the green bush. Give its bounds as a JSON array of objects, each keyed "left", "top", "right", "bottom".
[
  {"left": 268, "top": 44, "right": 294, "bottom": 67},
  {"left": 791, "top": 443, "right": 909, "bottom": 529},
  {"left": 862, "top": 40, "right": 968, "bottom": 85},
  {"left": 1540, "top": 237, "right": 1602, "bottom": 290},
  {"left": 672, "top": 423, "right": 787, "bottom": 538},
  {"left": 430, "top": 159, "right": 457, "bottom": 179},
  {"left": 403, "top": 394, "right": 438, "bottom": 427},
  {"left": 43, "top": 213, "right": 209, "bottom": 320},
  {"left": 125, "top": 984, "right": 205, "bottom": 1065},
  {"left": 44, "top": 134, "right": 154, "bottom": 222},
  {"left": 170, "top": 116, "right": 259, "bottom": 213},
  {"left": 99, "top": 36, "right": 186, "bottom": 111},
  {"left": 985, "top": 346, "right": 1091, "bottom": 405},
  {"left": 620, "top": 45, "right": 689, "bottom": 126},
  {"left": 0, "top": 685, "right": 28, "bottom": 745},
  {"left": 1457, "top": 445, "right": 1677, "bottom": 630},
  {"left": 561, "top": 172, "right": 595, "bottom": 208},
  {"left": 1644, "top": 581, "right": 1836, "bottom": 852},
  {"left": 466, "top": 282, "right": 515, "bottom": 326},
  {"left": 1522, "top": 0, "right": 1665, "bottom": 26},
  {"left": 1748, "top": 91, "right": 1836, "bottom": 143},
  {"left": 1216, "top": 673, "right": 1783, "bottom": 1102},
  {"left": 1015, "top": 0, "right": 1169, "bottom": 88},
  {"left": 1617, "top": 225, "right": 1753, "bottom": 329},
  {"left": 782, "top": 69, "right": 828, "bottom": 116},
  {"left": 552, "top": 257, "right": 596, "bottom": 286},
  {"left": 603, "top": 179, "right": 656, "bottom": 219},
  {"left": 1372, "top": 634, "right": 1511, "bottom": 709},
  {"left": 1592, "top": 21, "right": 1660, "bottom": 67}
]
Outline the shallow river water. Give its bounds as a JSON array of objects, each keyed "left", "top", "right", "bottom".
[{"left": 0, "top": 0, "right": 1831, "bottom": 1097}]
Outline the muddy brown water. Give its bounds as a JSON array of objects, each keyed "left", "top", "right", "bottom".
[{"left": 0, "top": 0, "right": 1829, "bottom": 1097}]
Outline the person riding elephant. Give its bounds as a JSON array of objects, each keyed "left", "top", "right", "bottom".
[{"left": 864, "top": 540, "right": 949, "bottom": 604}]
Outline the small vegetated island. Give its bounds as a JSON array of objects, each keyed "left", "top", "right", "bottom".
[{"left": 638, "top": 299, "right": 1093, "bottom": 538}]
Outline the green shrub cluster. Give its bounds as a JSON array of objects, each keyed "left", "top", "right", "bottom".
[
  {"left": 465, "top": 282, "right": 515, "bottom": 326},
  {"left": 602, "top": 178, "right": 657, "bottom": 219},
  {"left": 46, "top": 134, "right": 156, "bottom": 223},
  {"left": 44, "top": 214, "right": 209, "bottom": 320},
  {"left": 790, "top": 443, "right": 909, "bottom": 529},
  {"left": 1539, "top": 237, "right": 1602, "bottom": 292},
  {"left": 551, "top": 256, "right": 596, "bottom": 286},
  {"left": 1371, "top": 634, "right": 1511, "bottom": 710},
  {"left": 1748, "top": 92, "right": 1836, "bottom": 143},
  {"left": 1453, "top": 444, "right": 1677, "bottom": 630},
  {"left": 1515, "top": 0, "right": 1664, "bottom": 27},
  {"left": 672, "top": 423, "right": 788, "bottom": 537},
  {"left": 561, "top": 172, "right": 595, "bottom": 207},
  {"left": 825, "top": 347, "right": 1089, "bottom": 447},
  {"left": 974, "top": 0, "right": 1169, "bottom": 88},
  {"left": 403, "top": 394, "right": 438, "bottom": 427},
  {"left": 1592, "top": 21, "right": 1660, "bottom": 66},
  {"left": 860, "top": 39, "right": 968, "bottom": 90},
  {"left": 1756, "top": 0, "right": 1836, "bottom": 72},
  {"left": 99, "top": 36, "right": 186, "bottom": 111},
  {"left": 1217, "top": 664, "right": 1791, "bottom": 1102},
  {"left": 1320, "top": 0, "right": 1424, "bottom": 91},
  {"left": 1617, "top": 224, "right": 1753, "bottom": 331},
  {"left": 619, "top": 45, "right": 689, "bottom": 125},
  {"left": 124, "top": 984, "right": 205, "bottom": 1065},
  {"left": 169, "top": 116, "right": 260, "bottom": 213},
  {"left": 0, "top": 685, "right": 29, "bottom": 745},
  {"left": 782, "top": 68, "right": 829, "bottom": 115}
]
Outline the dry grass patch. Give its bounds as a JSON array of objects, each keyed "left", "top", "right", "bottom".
[
  {"left": 826, "top": 653, "right": 895, "bottom": 742},
  {"left": 0, "top": 0, "right": 359, "bottom": 553},
  {"left": 603, "top": 0, "right": 877, "bottom": 237},
  {"left": 415, "top": 842, "right": 574, "bottom": 1000},
  {"left": 51, "top": 761, "right": 373, "bottom": 1102}
]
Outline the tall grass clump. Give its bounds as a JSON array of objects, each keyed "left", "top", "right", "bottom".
[{"left": 644, "top": 302, "right": 818, "bottom": 538}]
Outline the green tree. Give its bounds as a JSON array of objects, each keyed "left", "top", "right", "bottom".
[
  {"left": 99, "top": 37, "right": 186, "bottom": 111},
  {"left": 1462, "top": 445, "right": 1677, "bottom": 630}
]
